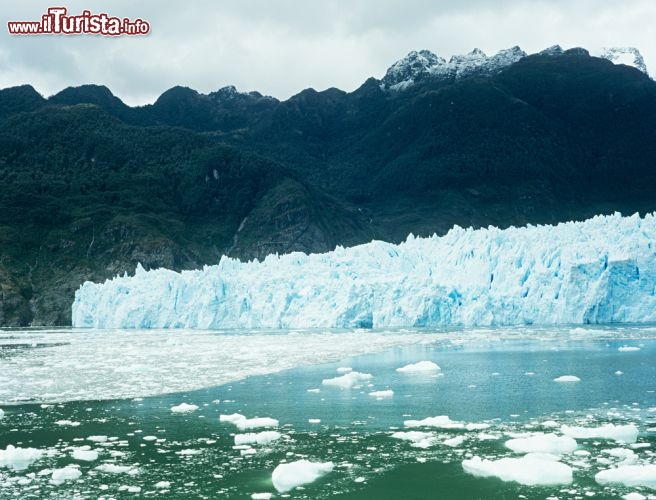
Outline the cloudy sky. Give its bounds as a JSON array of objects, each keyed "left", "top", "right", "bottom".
[{"left": 1, "top": 1, "right": 654, "bottom": 105}]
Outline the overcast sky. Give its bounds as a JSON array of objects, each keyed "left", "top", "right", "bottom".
[{"left": 1, "top": 1, "right": 654, "bottom": 105}]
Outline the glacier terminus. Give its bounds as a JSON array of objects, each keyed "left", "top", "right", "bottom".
[{"left": 72, "top": 212, "right": 656, "bottom": 329}]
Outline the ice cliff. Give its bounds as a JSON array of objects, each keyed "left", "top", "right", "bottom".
[{"left": 72, "top": 212, "right": 656, "bottom": 329}]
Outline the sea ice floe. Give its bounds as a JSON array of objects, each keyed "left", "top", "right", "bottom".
[
  {"left": 51, "top": 465, "right": 81, "bottom": 485},
  {"left": 369, "top": 390, "right": 394, "bottom": 398},
  {"left": 271, "top": 459, "right": 334, "bottom": 493},
  {"left": 561, "top": 423, "right": 639, "bottom": 443},
  {"left": 390, "top": 431, "right": 436, "bottom": 449},
  {"left": 618, "top": 346, "right": 641, "bottom": 352},
  {"left": 220, "top": 413, "right": 279, "bottom": 430},
  {"left": 0, "top": 408, "right": 4, "bottom": 419},
  {"left": 336, "top": 367, "right": 353, "bottom": 373},
  {"left": 176, "top": 449, "right": 202, "bottom": 456},
  {"left": 322, "top": 371, "right": 373, "bottom": 389},
  {"left": 251, "top": 493, "right": 273, "bottom": 499},
  {"left": 554, "top": 375, "right": 581, "bottom": 383},
  {"left": 0, "top": 445, "right": 44, "bottom": 471},
  {"left": 505, "top": 433, "right": 577, "bottom": 455},
  {"left": 71, "top": 448, "right": 98, "bottom": 461},
  {"left": 308, "top": 419, "right": 321, "bottom": 424},
  {"left": 396, "top": 361, "right": 441, "bottom": 373},
  {"left": 55, "top": 420, "right": 80, "bottom": 426},
  {"left": 465, "top": 423, "right": 491, "bottom": 431},
  {"left": 234, "top": 431, "right": 282, "bottom": 446},
  {"left": 623, "top": 493, "right": 646, "bottom": 500},
  {"left": 170, "top": 403, "right": 198, "bottom": 413},
  {"left": 595, "top": 464, "right": 656, "bottom": 488},
  {"left": 87, "top": 435, "right": 108, "bottom": 443},
  {"left": 462, "top": 454, "right": 573, "bottom": 485},
  {"left": 404, "top": 415, "right": 464, "bottom": 429},
  {"left": 154, "top": 481, "right": 170, "bottom": 489},
  {"left": 444, "top": 436, "right": 466, "bottom": 447},
  {"left": 95, "top": 464, "right": 139, "bottom": 475}
]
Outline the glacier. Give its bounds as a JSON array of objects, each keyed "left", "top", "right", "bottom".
[{"left": 72, "top": 212, "right": 656, "bottom": 329}]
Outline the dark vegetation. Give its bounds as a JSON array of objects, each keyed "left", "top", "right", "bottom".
[{"left": 0, "top": 50, "right": 655, "bottom": 325}]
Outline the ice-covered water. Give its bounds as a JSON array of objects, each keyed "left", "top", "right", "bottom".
[
  {"left": 1, "top": 326, "right": 655, "bottom": 498},
  {"left": 0, "top": 328, "right": 444, "bottom": 404},
  {"left": 73, "top": 212, "right": 656, "bottom": 329}
]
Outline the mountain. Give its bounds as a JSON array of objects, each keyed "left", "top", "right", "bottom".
[{"left": 0, "top": 45, "right": 655, "bottom": 325}]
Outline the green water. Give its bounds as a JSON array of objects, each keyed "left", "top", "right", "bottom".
[{"left": 1, "top": 327, "right": 655, "bottom": 499}]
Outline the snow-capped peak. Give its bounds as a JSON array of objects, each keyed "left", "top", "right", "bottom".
[
  {"left": 380, "top": 46, "right": 527, "bottom": 91},
  {"left": 599, "top": 47, "right": 648, "bottom": 75}
]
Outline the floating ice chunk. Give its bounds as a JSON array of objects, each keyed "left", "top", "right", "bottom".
[
  {"left": 176, "top": 449, "right": 202, "bottom": 456},
  {"left": 465, "top": 423, "right": 491, "bottom": 431},
  {"left": 220, "top": 413, "right": 279, "bottom": 430},
  {"left": 615, "top": 370, "right": 624, "bottom": 375},
  {"left": 322, "top": 371, "right": 373, "bottom": 389},
  {"left": 51, "top": 465, "right": 81, "bottom": 485},
  {"left": 404, "top": 415, "right": 464, "bottom": 429},
  {"left": 95, "top": 463, "right": 139, "bottom": 475},
  {"left": 237, "top": 417, "right": 279, "bottom": 431},
  {"left": 604, "top": 448, "right": 637, "bottom": 464},
  {"left": 0, "top": 408, "right": 4, "bottom": 419},
  {"left": 220, "top": 413, "right": 246, "bottom": 424},
  {"left": 251, "top": 493, "right": 273, "bottom": 499},
  {"left": 542, "top": 420, "right": 559, "bottom": 428},
  {"left": 71, "top": 448, "right": 98, "bottom": 461},
  {"left": 170, "top": 403, "right": 198, "bottom": 413},
  {"left": 595, "top": 464, "right": 656, "bottom": 488},
  {"left": 618, "top": 346, "right": 641, "bottom": 352},
  {"left": 155, "top": 481, "right": 171, "bottom": 489},
  {"left": 369, "top": 390, "right": 394, "bottom": 398},
  {"left": 87, "top": 435, "right": 108, "bottom": 442},
  {"left": 624, "top": 493, "right": 646, "bottom": 500},
  {"left": 396, "top": 361, "right": 441, "bottom": 373},
  {"left": 234, "top": 431, "right": 282, "bottom": 446},
  {"left": 336, "top": 367, "right": 353, "bottom": 373},
  {"left": 554, "top": 375, "right": 580, "bottom": 383},
  {"left": 55, "top": 420, "right": 80, "bottom": 426},
  {"left": 0, "top": 445, "right": 44, "bottom": 471},
  {"left": 505, "top": 433, "right": 577, "bottom": 455},
  {"left": 561, "top": 424, "right": 639, "bottom": 443},
  {"left": 462, "top": 454, "right": 573, "bottom": 485},
  {"left": 308, "top": 419, "right": 321, "bottom": 424},
  {"left": 307, "top": 388, "right": 320, "bottom": 393},
  {"left": 444, "top": 436, "right": 466, "bottom": 447},
  {"left": 390, "top": 431, "right": 436, "bottom": 448},
  {"left": 142, "top": 436, "right": 157, "bottom": 442},
  {"left": 272, "top": 459, "right": 334, "bottom": 493}
]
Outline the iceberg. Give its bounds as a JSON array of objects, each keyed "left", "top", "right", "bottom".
[{"left": 72, "top": 212, "right": 656, "bottom": 329}]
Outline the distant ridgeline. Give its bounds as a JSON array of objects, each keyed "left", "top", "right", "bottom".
[
  {"left": 73, "top": 212, "right": 656, "bottom": 329},
  {"left": 0, "top": 45, "right": 655, "bottom": 326}
]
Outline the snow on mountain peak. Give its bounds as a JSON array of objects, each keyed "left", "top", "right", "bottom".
[
  {"left": 381, "top": 46, "right": 527, "bottom": 91},
  {"left": 599, "top": 47, "right": 648, "bottom": 75}
]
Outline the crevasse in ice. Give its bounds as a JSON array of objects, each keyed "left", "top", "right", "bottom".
[{"left": 72, "top": 212, "right": 656, "bottom": 329}]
